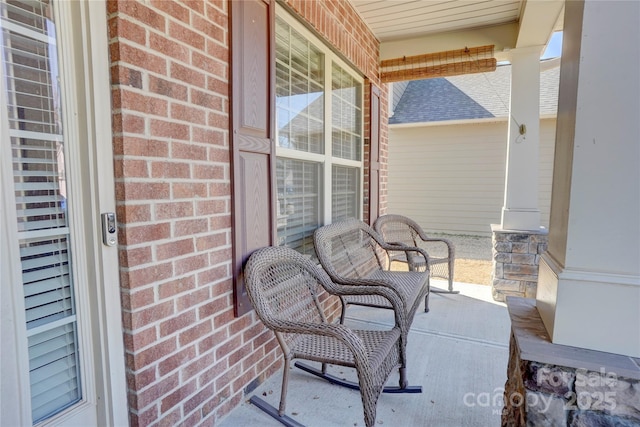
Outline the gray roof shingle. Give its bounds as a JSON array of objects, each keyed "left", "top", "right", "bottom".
[{"left": 389, "top": 59, "right": 560, "bottom": 124}]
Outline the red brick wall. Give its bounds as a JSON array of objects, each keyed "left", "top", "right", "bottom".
[{"left": 107, "top": 1, "right": 386, "bottom": 425}]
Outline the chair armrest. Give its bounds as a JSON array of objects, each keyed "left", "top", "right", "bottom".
[{"left": 414, "top": 234, "right": 455, "bottom": 258}]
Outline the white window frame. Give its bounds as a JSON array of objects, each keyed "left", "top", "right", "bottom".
[{"left": 275, "top": 5, "right": 364, "bottom": 230}]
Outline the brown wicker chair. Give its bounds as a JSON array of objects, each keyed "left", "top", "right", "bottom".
[
  {"left": 313, "top": 218, "right": 430, "bottom": 389},
  {"left": 374, "top": 214, "right": 458, "bottom": 294},
  {"left": 244, "top": 246, "right": 403, "bottom": 427}
]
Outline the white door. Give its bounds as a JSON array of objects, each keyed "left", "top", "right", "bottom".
[{"left": 0, "top": 1, "right": 127, "bottom": 425}]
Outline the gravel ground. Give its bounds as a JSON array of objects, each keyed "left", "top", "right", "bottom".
[{"left": 432, "top": 233, "right": 493, "bottom": 260}]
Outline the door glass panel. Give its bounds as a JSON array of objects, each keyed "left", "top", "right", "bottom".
[{"left": 1, "top": 0, "right": 82, "bottom": 423}]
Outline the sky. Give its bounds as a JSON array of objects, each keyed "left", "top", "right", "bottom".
[{"left": 542, "top": 31, "right": 563, "bottom": 59}]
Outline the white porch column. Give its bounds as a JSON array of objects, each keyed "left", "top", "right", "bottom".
[
  {"left": 500, "top": 47, "right": 542, "bottom": 231},
  {"left": 537, "top": 0, "right": 640, "bottom": 358}
]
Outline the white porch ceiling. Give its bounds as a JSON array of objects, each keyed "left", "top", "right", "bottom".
[{"left": 351, "top": 0, "right": 565, "bottom": 61}]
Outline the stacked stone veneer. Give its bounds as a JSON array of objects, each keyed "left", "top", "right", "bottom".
[
  {"left": 491, "top": 225, "right": 548, "bottom": 301},
  {"left": 503, "top": 298, "right": 640, "bottom": 427}
]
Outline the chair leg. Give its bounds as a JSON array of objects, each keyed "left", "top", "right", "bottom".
[
  {"left": 424, "top": 292, "right": 430, "bottom": 313},
  {"left": 278, "top": 358, "right": 291, "bottom": 416}
]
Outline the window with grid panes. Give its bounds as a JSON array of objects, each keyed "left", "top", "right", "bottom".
[{"left": 275, "top": 7, "right": 363, "bottom": 255}]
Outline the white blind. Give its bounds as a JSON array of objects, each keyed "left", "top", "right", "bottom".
[
  {"left": 332, "top": 165, "right": 359, "bottom": 221},
  {"left": 2, "top": 0, "right": 82, "bottom": 423},
  {"left": 276, "top": 158, "right": 320, "bottom": 255}
]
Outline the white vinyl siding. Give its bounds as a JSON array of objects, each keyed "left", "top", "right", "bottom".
[{"left": 388, "top": 120, "right": 556, "bottom": 236}]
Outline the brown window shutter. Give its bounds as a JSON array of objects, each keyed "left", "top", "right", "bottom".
[
  {"left": 230, "top": 0, "right": 275, "bottom": 316},
  {"left": 368, "top": 84, "right": 381, "bottom": 225}
]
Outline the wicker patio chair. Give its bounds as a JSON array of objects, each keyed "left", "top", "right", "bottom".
[
  {"left": 313, "top": 218, "right": 430, "bottom": 389},
  {"left": 244, "top": 246, "right": 403, "bottom": 427},
  {"left": 374, "top": 214, "right": 458, "bottom": 293}
]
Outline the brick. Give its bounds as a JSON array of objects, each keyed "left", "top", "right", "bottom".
[
  {"left": 150, "top": 160, "right": 191, "bottom": 179},
  {"left": 156, "top": 238, "right": 194, "bottom": 261},
  {"left": 181, "top": 352, "right": 215, "bottom": 382},
  {"left": 176, "top": 287, "right": 210, "bottom": 312},
  {"left": 131, "top": 300, "right": 174, "bottom": 329},
  {"left": 175, "top": 218, "right": 209, "bottom": 237},
  {"left": 170, "top": 103, "right": 206, "bottom": 125},
  {"left": 208, "top": 146, "right": 230, "bottom": 162},
  {"left": 198, "top": 295, "right": 227, "bottom": 319},
  {"left": 158, "top": 276, "right": 196, "bottom": 300},
  {"left": 183, "top": 383, "right": 214, "bottom": 415},
  {"left": 149, "top": 75, "right": 188, "bottom": 101},
  {"left": 494, "top": 242, "right": 512, "bottom": 252},
  {"left": 119, "top": 182, "right": 170, "bottom": 201},
  {"left": 122, "top": 223, "right": 171, "bottom": 245},
  {"left": 196, "top": 357, "right": 228, "bottom": 387},
  {"left": 175, "top": 253, "right": 209, "bottom": 275},
  {"left": 126, "top": 261, "right": 174, "bottom": 289},
  {"left": 195, "top": 200, "right": 227, "bottom": 216},
  {"left": 191, "top": 88, "right": 223, "bottom": 110},
  {"left": 192, "top": 127, "right": 225, "bottom": 145},
  {"left": 110, "top": 43, "right": 167, "bottom": 75},
  {"left": 150, "top": 118, "right": 189, "bottom": 140},
  {"left": 171, "top": 141, "right": 207, "bottom": 160},
  {"left": 120, "top": 159, "right": 149, "bottom": 178},
  {"left": 158, "top": 346, "right": 197, "bottom": 377},
  {"left": 128, "top": 365, "right": 157, "bottom": 391},
  {"left": 169, "top": 20, "right": 205, "bottom": 51},
  {"left": 171, "top": 61, "right": 206, "bottom": 88},
  {"left": 150, "top": 0, "right": 189, "bottom": 23},
  {"left": 119, "top": 113, "right": 146, "bottom": 134},
  {"left": 114, "top": 1, "right": 166, "bottom": 30},
  {"left": 122, "top": 287, "right": 155, "bottom": 310},
  {"left": 492, "top": 279, "right": 523, "bottom": 293},
  {"left": 111, "top": 65, "right": 144, "bottom": 89},
  {"left": 118, "top": 89, "right": 168, "bottom": 116},
  {"left": 119, "top": 246, "right": 153, "bottom": 268},
  {"left": 123, "top": 326, "right": 157, "bottom": 352},
  {"left": 159, "top": 309, "right": 196, "bottom": 337},
  {"left": 155, "top": 407, "right": 181, "bottom": 427},
  {"left": 129, "top": 339, "right": 177, "bottom": 372},
  {"left": 155, "top": 201, "right": 194, "bottom": 220},
  {"left": 116, "top": 136, "right": 170, "bottom": 158},
  {"left": 192, "top": 51, "right": 226, "bottom": 79},
  {"left": 179, "top": 320, "right": 213, "bottom": 346},
  {"left": 171, "top": 183, "right": 207, "bottom": 201},
  {"left": 193, "top": 164, "right": 224, "bottom": 180},
  {"left": 117, "top": 203, "right": 152, "bottom": 224}
]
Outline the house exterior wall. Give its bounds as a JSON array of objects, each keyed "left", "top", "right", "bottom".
[
  {"left": 387, "top": 119, "right": 556, "bottom": 236},
  {"left": 106, "top": 0, "right": 384, "bottom": 425}
]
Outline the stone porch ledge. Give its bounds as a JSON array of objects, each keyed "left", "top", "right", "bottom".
[{"left": 503, "top": 297, "right": 640, "bottom": 426}]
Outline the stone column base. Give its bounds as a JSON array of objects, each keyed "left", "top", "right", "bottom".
[
  {"left": 491, "top": 224, "right": 548, "bottom": 302},
  {"left": 502, "top": 297, "right": 640, "bottom": 426}
]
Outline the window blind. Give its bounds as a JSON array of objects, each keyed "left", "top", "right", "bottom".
[{"left": 2, "top": 0, "right": 82, "bottom": 423}]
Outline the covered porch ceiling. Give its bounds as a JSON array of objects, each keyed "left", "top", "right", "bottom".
[{"left": 351, "top": 0, "right": 565, "bottom": 62}]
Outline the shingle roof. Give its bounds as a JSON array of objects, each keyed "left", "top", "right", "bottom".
[{"left": 389, "top": 59, "right": 560, "bottom": 125}]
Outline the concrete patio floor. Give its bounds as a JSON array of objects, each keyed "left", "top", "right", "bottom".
[{"left": 218, "top": 280, "right": 511, "bottom": 427}]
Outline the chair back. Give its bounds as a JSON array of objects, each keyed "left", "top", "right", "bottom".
[
  {"left": 244, "top": 246, "right": 329, "bottom": 330},
  {"left": 373, "top": 214, "right": 423, "bottom": 248},
  {"left": 313, "top": 218, "right": 389, "bottom": 280}
]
